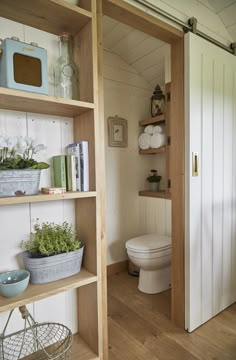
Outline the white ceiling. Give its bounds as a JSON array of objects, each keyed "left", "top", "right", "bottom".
[
  {"left": 103, "top": 16, "right": 168, "bottom": 89},
  {"left": 102, "top": 0, "right": 236, "bottom": 88},
  {"left": 207, "top": 0, "right": 236, "bottom": 41}
]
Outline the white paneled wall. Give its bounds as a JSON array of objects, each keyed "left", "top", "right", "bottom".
[
  {"left": 0, "top": 18, "right": 77, "bottom": 334},
  {"left": 104, "top": 49, "right": 170, "bottom": 265}
]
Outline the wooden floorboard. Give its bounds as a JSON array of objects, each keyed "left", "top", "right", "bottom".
[{"left": 107, "top": 272, "right": 236, "bottom": 360}]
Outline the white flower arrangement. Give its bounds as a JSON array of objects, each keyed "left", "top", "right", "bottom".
[{"left": 0, "top": 136, "right": 49, "bottom": 170}]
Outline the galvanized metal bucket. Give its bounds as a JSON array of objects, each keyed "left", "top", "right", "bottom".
[
  {"left": 22, "top": 246, "right": 84, "bottom": 284},
  {"left": 0, "top": 169, "right": 41, "bottom": 197}
]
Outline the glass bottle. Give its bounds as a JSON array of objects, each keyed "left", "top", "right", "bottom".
[{"left": 54, "top": 33, "right": 79, "bottom": 100}]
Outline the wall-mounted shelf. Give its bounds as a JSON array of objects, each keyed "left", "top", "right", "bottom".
[
  {"left": 0, "top": 191, "right": 97, "bottom": 206},
  {"left": 139, "top": 114, "right": 165, "bottom": 126},
  {"left": 0, "top": 0, "right": 92, "bottom": 36},
  {"left": 139, "top": 190, "right": 171, "bottom": 199},
  {"left": 139, "top": 146, "right": 166, "bottom": 154},
  {"left": 0, "top": 269, "right": 97, "bottom": 313},
  {"left": 0, "top": 88, "right": 94, "bottom": 117}
]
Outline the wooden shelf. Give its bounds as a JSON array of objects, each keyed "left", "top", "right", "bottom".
[
  {"left": 139, "top": 146, "right": 166, "bottom": 154},
  {"left": 71, "top": 334, "right": 99, "bottom": 360},
  {"left": 139, "top": 114, "right": 165, "bottom": 126},
  {"left": 139, "top": 190, "right": 171, "bottom": 199},
  {"left": 0, "top": 269, "right": 97, "bottom": 313},
  {"left": 0, "top": 191, "right": 96, "bottom": 206},
  {"left": 0, "top": 0, "right": 92, "bottom": 36},
  {"left": 0, "top": 88, "right": 94, "bottom": 117}
]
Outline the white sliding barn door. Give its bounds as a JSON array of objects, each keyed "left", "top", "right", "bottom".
[{"left": 185, "top": 32, "right": 236, "bottom": 332}]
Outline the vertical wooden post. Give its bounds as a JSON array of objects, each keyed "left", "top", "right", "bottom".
[{"left": 170, "top": 38, "right": 185, "bottom": 328}]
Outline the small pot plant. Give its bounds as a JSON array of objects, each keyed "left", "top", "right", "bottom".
[
  {"left": 0, "top": 136, "right": 49, "bottom": 170},
  {"left": 146, "top": 169, "right": 162, "bottom": 192},
  {"left": 21, "top": 221, "right": 84, "bottom": 284},
  {"left": 0, "top": 136, "right": 49, "bottom": 197}
]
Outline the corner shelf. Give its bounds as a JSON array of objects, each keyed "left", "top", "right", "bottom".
[
  {"left": 0, "top": 0, "right": 92, "bottom": 36},
  {"left": 0, "top": 88, "right": 94, "bottom": 117},
  {"left": 139, "top": 114, "right": 165, "bottom": 126},
  {"left": 0, "top": 191, "right": 97, "bottom": 206},
  {"left": 139, "top": 190, "right": 171, "bottom": 199},
  {"left": 0, "top": 269, "right": 97, "bottom": 313},
  {"left": 139, "top": 146, "right": 166, "bottom": 154}
]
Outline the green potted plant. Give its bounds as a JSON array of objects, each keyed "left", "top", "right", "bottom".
[
  {"left": 146, "top": 169, "right": 162, "bottom": 192},
  {"left": 21, "top": 221, "right": 84, "bottom": 284},
  {"left": 0, "top": 136, "right": 49, "bottom": 197}
]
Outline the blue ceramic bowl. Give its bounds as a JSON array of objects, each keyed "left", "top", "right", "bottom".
[{"left": 0, "top": 270, "right": 30, "bottom": 297}]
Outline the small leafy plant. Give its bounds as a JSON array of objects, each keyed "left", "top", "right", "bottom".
[
  {"left": 0, "top": 136, "right": 49, "bottom": 170},
  {"left": 146, "top": 169, "right": 162, "bottom": 183},
  {"left": 21, "top": 221, "right": 81, "bottom": 257}
]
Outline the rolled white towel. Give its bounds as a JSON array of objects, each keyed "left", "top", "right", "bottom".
[
  {"left": 144, "top": 125, "right": 154, "bottom": 135},
  {"left": 139, "top": 133, "right": 151, "bottom": 149},
  {"left": 150, "top": 133, "right": 166, "bottom": 148},
  {"left": 153, "top": 125, "right": 164, "bottom": 134}
]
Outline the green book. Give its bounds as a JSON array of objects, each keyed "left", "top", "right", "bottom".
[{"left": 53, "top": 155, "right": 67, "bottom": 188}]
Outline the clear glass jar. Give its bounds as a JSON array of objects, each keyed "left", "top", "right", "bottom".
[{"left": 54, "top": 33, "right": 79, "bottom": 100}]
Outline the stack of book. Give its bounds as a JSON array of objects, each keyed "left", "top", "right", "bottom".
[{"left": 52, "top": 141, "right": 89, "bottom": 192}]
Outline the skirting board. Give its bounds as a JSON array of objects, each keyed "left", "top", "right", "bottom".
[{"left": 107, "top": 260, "right": 128, "bottom": 277}]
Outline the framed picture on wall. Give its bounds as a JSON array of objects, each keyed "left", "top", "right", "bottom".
[{"left": 108, "top": 116, "right": 128, "bottom": 147}]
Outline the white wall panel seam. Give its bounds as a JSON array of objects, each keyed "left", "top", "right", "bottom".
[
  {"left": 211, "top": 59, "right": 215, "bottom": 317},
  {"left": 200, "top": 53, "right": 203, "bottom": 324}
]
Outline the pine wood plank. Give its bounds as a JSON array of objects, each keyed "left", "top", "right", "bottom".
[
  {"left": 0, "top": 269, "right": 97, "bottom": 312},
  {"left": 0, "top": 88, "right": 94, "bottom": 117},
  {"left": 139, "top": 114, "right": 165, "bottom": 126},
  {"left": 171, "top": 39, "right": 184, "bottom": 328},
  {"left": 0, "top": 0, "right": 92, "bottom": 36},
  {"left": 139, "top": 190, "right": 171, "bottom": 199},
  {"left": 0, "top": 191, "right": 97, "bottom": 206},
  {"left": 108, "top": 272, "right": 236, "bottom": 360},
  {"left": 139, "top": 146, "right": 166, "bottom": 154}
]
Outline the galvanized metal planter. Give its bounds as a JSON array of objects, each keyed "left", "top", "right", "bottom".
[
  {"left": 0, "top": 169, "right": 41, "bottom": 197},
  {"left": 22, "top": 246, "right": 84, "bottom": 284}
]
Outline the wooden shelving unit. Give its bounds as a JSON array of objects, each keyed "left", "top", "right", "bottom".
[
  {"left": 0, "top": 1, "right": 107, "bottom": 359},
  {"left": 0, "top": 88, "right": 94, "bottom": 117},
  {"left": 139, "top": 146, "right": 166, "bottom": 155},
  {"left": 139, "top": 113, "right": 165, "bottom": 126},
  {"left": 0, "top": 269, "right": 97, "bottom": 312},
  {"left": 139, "top": 84, "right": 171, "bottom": 198},
  {"left": 139, "top": 190, "right": 171, "bottom": 199},
  {"left": 0, "top": 191, "right": 97, "bottom": 206},
  {"left": 0, "top": 0, "right": 92, "bottom": 36}
]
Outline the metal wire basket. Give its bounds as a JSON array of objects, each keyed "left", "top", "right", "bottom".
[{"left": 0, "top": 306, "right": 73, "bottom": 360}]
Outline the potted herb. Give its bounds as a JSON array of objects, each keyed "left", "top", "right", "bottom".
[
  {"left": 21, "top": 221, "right": 84, "bottom": 284},
  {"left": 146, "top": 169, "right": 162, "bottom": 192},
  {"left": 0, "top": 136, "right": 49, "bottom": 197}
]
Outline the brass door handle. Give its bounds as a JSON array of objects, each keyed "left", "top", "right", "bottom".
[{"left": 192, "top": 152, "right": 199, "bottom": 176}]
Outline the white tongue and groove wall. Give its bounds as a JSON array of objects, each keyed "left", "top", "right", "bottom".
[{"left": 103, "top": 16, "right": 171, "bottom": 265}]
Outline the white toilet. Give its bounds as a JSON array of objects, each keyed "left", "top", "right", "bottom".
[{"left": 126, "top": 234, "right": 171, "bottom": 294}]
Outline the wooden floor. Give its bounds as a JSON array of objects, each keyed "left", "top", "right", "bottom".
[{"left": 107, "top": 272, "right": 236, "bottom": 360}]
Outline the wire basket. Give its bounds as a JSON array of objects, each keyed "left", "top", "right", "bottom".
[{"left": 0, "top": 306, "right": 73, "bottom": 360}]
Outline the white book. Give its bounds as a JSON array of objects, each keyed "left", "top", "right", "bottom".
[
  {"left": 79, "top": 141, "right": 89, "bottom": 191},
  {"left": 66, "top": 141, "right": 89, "bottom": 192}
]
